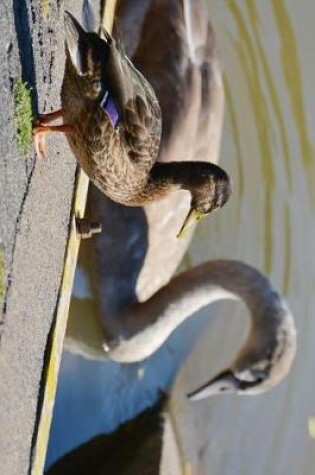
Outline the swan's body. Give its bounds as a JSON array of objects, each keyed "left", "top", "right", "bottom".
[{"left": 66, "top": 0, "right": 296, "bottom": 397}]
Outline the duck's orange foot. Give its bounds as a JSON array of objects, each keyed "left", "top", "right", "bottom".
[
  {"left": 32, "top": 123, "right": 74, "bottom": 159},
  {"left": 36, "top": 109, "right": 63, "bottom": 125},
  {"left": 33, "top": 125, "right": 48, "bottom": 159}
]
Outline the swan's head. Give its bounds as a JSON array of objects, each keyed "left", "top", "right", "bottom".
[
  {"left": 188, "top": 308, "right": 297, "bottom": 399},
  {"left": 178, "top": 163, "right": 232, "bottom": 237}
]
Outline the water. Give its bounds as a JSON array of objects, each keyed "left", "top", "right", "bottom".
[{"left": 47, "top": 1, "right": 315, "bottom": 473}]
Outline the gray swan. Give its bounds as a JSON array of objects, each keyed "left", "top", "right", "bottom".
[
  {"left": 65, "top": 0, "right": 296, "bottom": 399},
  {"left": 104, "top": 259, "right": 296, "bottom": 398}
]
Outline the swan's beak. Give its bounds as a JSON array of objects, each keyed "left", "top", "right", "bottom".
[
  {"left": 177, "top": 208, "right": 206, "bottom": 239},
  {"left": 187, "top": 369, "right": 239, "bottom": 400}
]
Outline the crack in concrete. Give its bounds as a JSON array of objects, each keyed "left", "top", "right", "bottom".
[
  {"left": 0, "top": 0, "right": 39, "bottom": 332},
  {"left": 1, "top": 158, "right": 36, "bottom": 326}
]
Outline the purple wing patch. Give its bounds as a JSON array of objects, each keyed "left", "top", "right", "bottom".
[{"left": 100, "top": 90, "right": 121, "bottom": 129}]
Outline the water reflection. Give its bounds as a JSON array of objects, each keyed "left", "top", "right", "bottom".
[
  {"left": 175, "top": 1, "right": 315, "bottom": 473},
  {"left": 47, "top": 1, "right": 315, "bottom": 474}
]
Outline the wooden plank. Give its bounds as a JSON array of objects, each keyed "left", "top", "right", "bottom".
[{"left": 30, "top": 3, "right": 117, "bottom": 473}]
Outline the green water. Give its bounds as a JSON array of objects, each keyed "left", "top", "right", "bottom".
[{"left": 174, "top": 1, "right": 315, "bottom": 473}]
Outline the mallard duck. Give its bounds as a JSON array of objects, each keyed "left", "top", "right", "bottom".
[
  {"left": 32, "top": 10, "right": 232, "bottom": 236},
  {"left": 65, "top": 0, "right": 296, "bottom": 397}
]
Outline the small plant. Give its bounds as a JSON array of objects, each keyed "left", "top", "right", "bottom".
[{"left": 14, "top": 79, "right": 33, "bottom": 156}]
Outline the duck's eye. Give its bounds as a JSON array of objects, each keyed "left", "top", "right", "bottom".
[
  {"left": 210, "top": 201, "right": 220, "bottom": 213},
  {"left": 91, "top": 80, "right": 102, "bottom": 95}
]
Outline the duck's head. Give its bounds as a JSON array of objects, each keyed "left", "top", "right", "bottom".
[{"left": 177, "top": 163, "right": 232, "bottom": 238}]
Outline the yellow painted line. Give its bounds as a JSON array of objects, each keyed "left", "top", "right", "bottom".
[
  {"left": 30, "top": 3, "right": 117, "bottom": 473},
  {"left": 30, "top": 173, "right": 89, "bottom": 475}
]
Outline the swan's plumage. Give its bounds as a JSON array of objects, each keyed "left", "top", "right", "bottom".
[{"left": 104, "top": 260, "right": 296, "bottom": 396}]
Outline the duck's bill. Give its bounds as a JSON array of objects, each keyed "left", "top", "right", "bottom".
[{"left": 176, "top": 208, "right": 206, "bottom": 239}]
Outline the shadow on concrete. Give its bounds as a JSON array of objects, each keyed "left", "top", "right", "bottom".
[{"left": 13, "top": 0, "right": 38, "bottom": 112}]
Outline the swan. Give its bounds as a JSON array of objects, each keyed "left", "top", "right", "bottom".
[{"left": 103, "top": 260, "right": 296, "bottom": 398}]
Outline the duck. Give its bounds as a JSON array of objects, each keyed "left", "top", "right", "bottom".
[
  {"left": 65, "top": 0, "right": 296, "bottom": 398},
  {"left": 32, "top": 9, "right": 232, "bottom": 237}
]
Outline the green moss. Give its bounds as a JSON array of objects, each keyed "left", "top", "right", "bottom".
[
  {"left": 14, "top": 79, "right": 33, "bottom": 156},
  {"left": 0, "top": 250, "right": 6, "bottom": 309}
]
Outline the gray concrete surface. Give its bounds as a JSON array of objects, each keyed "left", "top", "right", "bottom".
[{"left": 0, "top": 1, "right": 82, "bottom": 473}]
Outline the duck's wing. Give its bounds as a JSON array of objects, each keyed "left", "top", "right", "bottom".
[
  {"left": 76, "top": 1, "right": 162, "bottom": 165},
  {"left": 103, "top": 31, "right": 162, "bottom": 165}
]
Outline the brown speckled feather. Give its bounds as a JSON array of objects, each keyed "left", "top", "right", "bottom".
[
  {"left": 61, "top": 9, "right": 230, "bottom": 236},
  {"left": 61, "top": 12, "right": 161, "bottom": 205}
]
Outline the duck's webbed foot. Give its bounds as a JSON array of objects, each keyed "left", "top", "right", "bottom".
[
  {"left": 32, "top": 109, "right": 73, "bottom": 158},
  {"left": 32, "top": 127, "right": 46, "bottom": 159},
  {"left": 36, "top": 108, "right": 64, "bottom": 124}
]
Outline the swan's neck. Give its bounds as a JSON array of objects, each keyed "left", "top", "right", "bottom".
[{"left": 106, "top": 260, "right": 289, "bottom": 363}]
